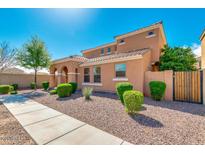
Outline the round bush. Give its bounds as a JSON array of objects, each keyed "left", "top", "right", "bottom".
[
  {"left": 42, "top": 81, "right": 49, "bottom": 90},
  {"left": 123, "top": 90, "right": 144, "bottom": 114},
  {"left": 149, "top": 81, "right": 166, "bottom": 101},
  {"left": 116, "top": 82, "right": 133, "bottom": 103},
  {"left": 57, "top": 83, "right": 72, "bottom": 98},
  {"left": 30, "top": 82, "right": 37, "bottom": 89},
  {"left": 69, "top": 82, "right": 77, "bottom": 93},
  {"left": 49, "top": 89, "right": 57, "bottom": 95},
  {"left": 0, "top": 85, "right": 13, "bottom": 94},
  {"left": 11, "top": 84, "right": 18, "bottom": 91}
]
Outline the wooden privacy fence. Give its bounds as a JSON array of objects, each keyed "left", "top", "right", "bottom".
[{"left": 173, "top": 71, "right": 203, "bottom": 104}]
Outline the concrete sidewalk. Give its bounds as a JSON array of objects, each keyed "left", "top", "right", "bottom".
[{"left": 0, "top": 95, "right": 132, "bottom": 145}]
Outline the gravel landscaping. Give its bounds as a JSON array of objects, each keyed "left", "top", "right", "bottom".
[
  {"left": 20, "top": 89, "right": 205, "bottom": 145},
  {"left": 0, "top": 101, "right": 36, "bottom": 145}
]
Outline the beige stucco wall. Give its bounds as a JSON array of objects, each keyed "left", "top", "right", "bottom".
[
  {"left": 144, "top": 70, "right": 173, "bottom": 101},
  {"left": 79, "top": 52, "right": 151, "bottom": 93},
  {"left": 116, "top": 28, "right": 164, "bottom": 63},
  {"left": 201, "top": 36, "right": 205, "bottom": 69},
  {"left": 0, "top": 73, "right": 50, "bottom": 88}
]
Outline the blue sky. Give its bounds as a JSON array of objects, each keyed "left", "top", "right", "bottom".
[{"left": 0, "top": 8, "right": 205, "bottom": 60}]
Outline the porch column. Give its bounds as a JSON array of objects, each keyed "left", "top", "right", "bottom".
[
  {"left": 49, "top": 74, "right": 55, "bottom": 87},
  {"left": 57, "top": 72, "right": 62, "bottom": 85}
]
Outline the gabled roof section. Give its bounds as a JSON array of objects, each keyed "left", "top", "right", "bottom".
[
  {"left": 200, "top": 29, "right": 205, "bottom": 41},
  {"left": 80, "top": 48, "right": 150, "bottom": 67},
  {"left": 115, "top": 21, "right": 166, "bottom": 43},
  {"left": 52, "top": 55, "right": 87, "bottom": 64},
  {"left": 81, "top": 42, "right": 117, "bottom": 54}
]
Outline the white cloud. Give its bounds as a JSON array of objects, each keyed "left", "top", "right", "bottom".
[
  {"left": 15, "top": 65, "right": 49, "bottom": 74},
  {"left": 191, "top": 43, "right": 201, "bottom": 57}
]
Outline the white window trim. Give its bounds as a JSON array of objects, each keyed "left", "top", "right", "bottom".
[
  {"left": 119, "top": 42, "right": 126, "bottom": 45},
  {"left": 145, "top": 34, "right": 156, "bottom": 38},
  {"left": 107, "top": 51, "right": 111, "bottom": 55},
  {"left": 82, "top": 82, "right": 103, "bottom": 86},
  {"left": 112, "top": 77, "right": 128, "bottom": 81}
]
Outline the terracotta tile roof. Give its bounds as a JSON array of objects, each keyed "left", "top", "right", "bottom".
[
  {"left": 80, "top": 48, "right": 150, "bottom": 66},
  {"left": 52, "top": 55, "right": 87, "bottom": 64}
]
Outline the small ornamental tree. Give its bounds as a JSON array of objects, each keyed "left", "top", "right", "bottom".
[
  {"left": 17, "top": 36, "right": 51, "bottom": 89},
  {"left": 159, "top": 45, "right": 197, "bottom": 71},
  {"left": 0, "top": 42, "right": 17, "bottom": 73}
]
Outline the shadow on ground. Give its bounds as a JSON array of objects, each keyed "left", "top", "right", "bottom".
[
  {"left": 144, "top": 97, "right": 205, "bottom": 116},
  {"left": 20, "top": 90, "right": 47, "bottom": 99},
  {"left": 130, "top": 113, "right": 164, "bottom": 128}
]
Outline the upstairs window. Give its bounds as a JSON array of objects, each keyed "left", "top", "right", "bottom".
[
  {"left": 101, "top": 48, "right": 104, "bottom": 56},
  {"left": 107, "top": 47, "right": 111, "bottom": 55},
  {"left": 119, "top": 39, "right": 125, "bottom": 45},
  {"left": 84, "top": 68, "right": 90, "bottom": 82},
  {"left": 94, "top": 66, "right": 101, "bottom": 83},
  {"left": 115, "top": 63, "right": 126, "bottom": 77},
  {"left": 146, "top": 31, "right": 156, "bottom": 38}
]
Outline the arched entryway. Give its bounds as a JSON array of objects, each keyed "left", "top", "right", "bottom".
[{"left": 61, "top": 66, "right": 68, "bottom": 83}]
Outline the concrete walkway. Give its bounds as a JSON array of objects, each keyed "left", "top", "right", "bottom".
[{"left": 0, "top": 95, "right": 132, "bottom": 145}]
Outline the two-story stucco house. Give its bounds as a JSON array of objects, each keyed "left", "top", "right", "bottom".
[
  {"left": 49, "top": 21, "right": 167, "bottom": 93},
  {"left": 200, "top": 30, "right": 205, "bottom": 69}
]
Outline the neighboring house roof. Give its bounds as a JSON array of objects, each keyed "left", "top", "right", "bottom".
[
  {"left": 80, "top": 48, "right": 150, "bottom": 67},
  {"left": 1, "top": 67, "right": 25, "bottom": 74},
  {"left": 200, "top": 29, "right": 205, "bottom": 41},
  {"left": 52, "top": 55, "right": 87, "bottom": 64}
]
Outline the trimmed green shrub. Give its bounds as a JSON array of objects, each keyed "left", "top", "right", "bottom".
[
  {"left": 0, "top": 85, "right": 13, "bottom": 94},
  {"left": 69, "top": 82, "right": 77, "bottom": 93},
  {"left": 30, "top": 82, "right": 37, "bottom": 89},
  {"left": 149, "top": 81, "right": 166, "bottom": 101},
  {"left": 116, "top": 82, "right": 133, "bottom": 103},
  {"left": 82, "top": 87, "right": 93, "bottom": 100},
  {"left": 123, "top": 90, "right": 144, "bottom": 114},
  {"left": 49, "top": 89, "right": 57, "bottom": 95},
  {"left": 10, "top": 91, "right": 18, "bottom": 95},
  {"left": 11, "top": 84, "right": 18, "bottom": 91},
  {"left": 42, "top": 81, "right": 49, "bottom": 90},
  {"left": 57, "top": 83, "right": 72, "bottom": 98}
]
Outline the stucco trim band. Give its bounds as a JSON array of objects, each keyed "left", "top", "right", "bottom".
[
  {"left": 112, "top": 78, "right": 128, "bottom": 82},
  {"left": 82, "top": 82, "right": 103, "bottom": 86},
  {"left": 67, "top": 72, "right": 80, "bottom": 75},
  {"left": 80, "top": 55, "right": 143, "bottom": 67}
]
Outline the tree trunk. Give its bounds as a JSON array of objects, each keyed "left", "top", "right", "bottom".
[{"left": 34, "top": 69, "right": 37, "bottom": 90}]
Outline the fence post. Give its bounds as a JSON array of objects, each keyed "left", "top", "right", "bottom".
[{"left": 164, "top": 70, "right": 173, "bottom": 101}]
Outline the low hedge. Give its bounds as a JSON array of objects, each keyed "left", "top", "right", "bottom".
[
  {"left": 30, "top": 82, "right": 37, "bottom": 89},
  {"left": 123, "top": 90, "right": 144, "bottom": 114},
  {"left": 0, "top": 85, "right": 13, "bottom": 94},
  {"left": 57, "top": 83, "right": 72, "bottom": 98},
  {"left": 11, "top": 84, "right": 18, "bottom": 91},
  {"left": 149, "top": 81, "right": 166, "bottom": 101},
  {"left": 42, "top": 81, "right": 49, "bottom": 90},
  {"left": 116, "top": 82, "right": 133, "bottom": 103},
  {"left": 69, "top": 82, "right": 77, "bottom": 93}
]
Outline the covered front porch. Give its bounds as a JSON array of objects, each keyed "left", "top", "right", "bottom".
[{"left": 49, "top": 60, "right": 80, "bottom": 87}]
